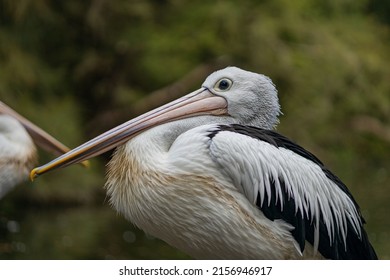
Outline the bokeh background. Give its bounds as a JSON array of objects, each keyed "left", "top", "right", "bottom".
[{"left": 0, "top": 0, "right": 389, "bottom": 259}]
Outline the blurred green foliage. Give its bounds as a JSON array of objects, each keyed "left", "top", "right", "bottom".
[{"left": 0, "top": 0, "right": 389, "bottom": 259}]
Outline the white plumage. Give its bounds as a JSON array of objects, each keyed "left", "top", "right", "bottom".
[
  {"left": 0, "top": 115, "right": 36, "bottom": 198},
  {"left": 31, "top": 67, "right": 377, "bottom": 259}
]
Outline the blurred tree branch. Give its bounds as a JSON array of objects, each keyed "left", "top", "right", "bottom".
[{"left": 351, "top": 115, "right": 390, "bottom": 143}]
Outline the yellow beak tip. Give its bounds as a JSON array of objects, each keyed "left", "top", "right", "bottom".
[{"left": 29, "top": 168, "right": 39, "bottom": 181}]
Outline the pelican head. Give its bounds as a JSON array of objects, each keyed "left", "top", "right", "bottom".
[
  {"left": 30, "top": 66, "right": 280, "bottom": 178},
  {"left": 202, "top": 67, "right": 280, "bottom": 128}
]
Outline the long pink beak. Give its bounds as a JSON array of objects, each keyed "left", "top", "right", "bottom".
[{"left": 30, "top": 88, "right": 228, "bottom": 179}]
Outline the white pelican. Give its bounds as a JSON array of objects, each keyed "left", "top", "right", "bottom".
[
  {"left": 30, "top": 67, "right": 377, "bottom": 259},
  {"left": 0, "top": 101, "right": 82, "bottom": 198}
]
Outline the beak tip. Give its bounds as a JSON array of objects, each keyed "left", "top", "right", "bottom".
[{"left": 29, "top": 168, "right": 39, "bottom": 181}]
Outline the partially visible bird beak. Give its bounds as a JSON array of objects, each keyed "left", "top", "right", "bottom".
[
  {"left": 0, "top": 101, "right": 89, "bottom": 167},
  {"left": 30, "top": 88, "right": 228, "bottom": 179}
]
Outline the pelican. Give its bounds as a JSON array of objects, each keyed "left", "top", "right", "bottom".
[
  {"left": 0, "top": 101, "right": 83, "bottom": 198},
  {"left": 30, "top": 67, "right": 377, "bottom": 259}
]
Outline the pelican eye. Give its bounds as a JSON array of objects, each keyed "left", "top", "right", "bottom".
[{"left": 214, "top": 78, "right": 233, "bottom": 91}]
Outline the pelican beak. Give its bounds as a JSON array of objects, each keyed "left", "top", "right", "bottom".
[
  {"left": 0, "top": 101, "right": 89, "bottom": 168},
  {"left": 30, "top": 88, "right": 228, "bottom": 179}
]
